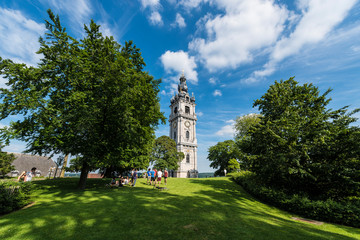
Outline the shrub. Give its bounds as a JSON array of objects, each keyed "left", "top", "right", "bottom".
[
  {"left": 232, "top": 171, "right": 360, "bottom": 228},
  {"left": 0, "top": 181, "right": 33, "bottom": 214}
]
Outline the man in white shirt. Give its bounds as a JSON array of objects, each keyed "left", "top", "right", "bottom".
[{"left": 157, "top": 170, "right": 162, "bottom": 187}]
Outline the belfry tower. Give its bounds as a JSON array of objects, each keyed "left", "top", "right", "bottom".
[{"left": 169, "top": 73, "right": 198, "bottom": 178}]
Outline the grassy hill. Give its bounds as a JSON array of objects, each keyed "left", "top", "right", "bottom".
[{"left": 1, "top": 177, "right": 359, "bottom": 240}]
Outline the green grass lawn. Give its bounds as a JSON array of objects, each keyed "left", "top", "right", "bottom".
[{"left": 1, "top": 177, "right": 359, "bottom": 240}]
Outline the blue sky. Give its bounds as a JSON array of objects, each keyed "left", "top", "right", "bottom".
[{"left": 0, "top": 0, "right": 360, "bottom": 172}]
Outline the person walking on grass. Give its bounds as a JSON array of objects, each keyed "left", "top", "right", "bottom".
[
  {"left": 157, "top": 169, "right": 162, "bottom": 187},
  {"left": 132, "top": 169, "right": 138, "bottom": 187},
  {"left": 164, "top": 169, "right": 168, "bottom": 185}
]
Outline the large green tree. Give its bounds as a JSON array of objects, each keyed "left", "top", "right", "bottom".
[
  {"left": 207, "top": 140, "right": 241, "bottom": 176},
  {"left": 234, "top": 113, "right": 261, "bottom": 140},
  {"left": 242, "top": 77, "right": 360, "bottom": 199},
  {"left": 0, "top": 10, "right": 165, "bottom": 189},
  {"left": 150, "top": 136, "right": 184, "bottom": 170}
]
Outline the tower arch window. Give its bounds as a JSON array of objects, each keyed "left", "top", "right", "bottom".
[
  {"left": 174, "top": 107, "right": 178, "bottom": 114},
  {"left": 185, "top": 106, "right": 190, "bottom": 114},
  {"left": 174, "top": 132, "right": 176, "bottom": 140},
  {"left": 186, "top": 154, "right": 190, "bottom": 163},
  {"left": 186, "top": 131, "right": 190, "bottom": 139}
]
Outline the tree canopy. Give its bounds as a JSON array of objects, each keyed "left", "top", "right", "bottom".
[
  {"left": 150, "top": 136, "right": 184, "bottom": 170},
  {"left": 234, "top": 113, "right": 261, "bottom": 140},
  {"left": 0, "top": 146, "right": 15, "bottom": 177},
  {"left": 241, "top": 77, "right": 360, "bottom": 199},
  {"left": 207, "top": 140, "right": 241, "bottom": 176},
  {"left": 0, "top": 10, "right": 165, "bottom": 188}
]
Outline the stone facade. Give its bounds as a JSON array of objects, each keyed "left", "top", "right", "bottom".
[{"left": 169, "top": 74, "right": 198, "bottom": 178}]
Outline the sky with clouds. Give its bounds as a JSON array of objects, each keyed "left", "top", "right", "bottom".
[{"left": 0, "top": 0, "right": 360, "bottom": 172}]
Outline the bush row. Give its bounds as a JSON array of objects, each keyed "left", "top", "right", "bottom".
[
  {"left": 0, "top": 181, "right": 33, "bottom": 214},
  {"left": 232, "top": 171, "right": 360, "bottom": 228}
]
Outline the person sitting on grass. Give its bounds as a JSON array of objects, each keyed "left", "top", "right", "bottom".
[
  {"left": 18, "top": 171, "right": 27, "bottom": 182},
  {"left": 124, "top": 177, "right": 129, "bottom": 185}
]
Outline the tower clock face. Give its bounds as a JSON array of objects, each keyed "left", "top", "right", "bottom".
[
  {"left": 172, "top": 122, "right": 177, "bottom": 128},
  {"left": 184, "top": 121, "right": 191, "bottom": 127}
]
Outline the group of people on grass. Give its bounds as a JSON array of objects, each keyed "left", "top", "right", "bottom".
[
  {"left": 110, "top": 169, "right": 138, "bottom": 187},
  {"left": 109, "top": 168, "right": 169, "bottom": 188},
  {"left": 146, "top": 168, "right": 168, "bottom": 187},
  {"left": 17, "top": 167, "right": 37, "bottom": 182}
]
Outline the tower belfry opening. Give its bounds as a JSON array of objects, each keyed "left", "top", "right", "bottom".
[{"left": 169, "top": 74, "right": 198, "bottom": 178}]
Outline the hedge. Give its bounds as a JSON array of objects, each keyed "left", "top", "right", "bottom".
[
  {"left": 232, "top": 171, "right": 360, "bottom": 228},
  {"left": 0, "top": 181, "right": 33, "bottom": 214}
]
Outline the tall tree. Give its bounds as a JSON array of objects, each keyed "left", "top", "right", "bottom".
[
  {"left": 150, "top": 136, "right": 184, "bottom": 170},
  {"left": 0, "top": 10, "right": 165, "bottom": 189},
  {"left": 242, "top": 77, "right": 360, "bottom": 199},
  {"left": 207, "top": 140, "right": 241, "bottom": 176}
]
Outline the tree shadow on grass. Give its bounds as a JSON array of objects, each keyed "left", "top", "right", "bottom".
[{"left": 0, "top": 178, "right": 359, "bottom": 240}]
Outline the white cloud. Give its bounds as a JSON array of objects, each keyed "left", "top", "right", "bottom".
[
  {"left": 189, "top": 0, "right": 289, "bottom": 71},
  {"left": 139, "top": 0, "right": 164, "bottom": 26},
  {"left": 172, "top": 13, "right": 186, "bottom": 28},
  {"left": 209, "top": 77, "right": 217, "bottom": 85},
  {"left": 215, "top": 120, "right": 235, "bottom": 137},
  {"left": 0, "top": 8, "right": 45, "bottom": 66},
  {"left": 149, "top": 11, "right": 163, "bottom": 26},
  {"left": 252, "top": 0, "right": 357, "bottom": 79},
  {"left": 197, "top": 111, "right": 204, "bottom": 117},
  {"left": 140, "top": 0, "right": 161, "bottom": 9},
  {"left": 213, "top": 90, "right": 222, "bottom": 96},
  {"left": 160, "top": 50, "right": 198, "bottom": 83},
  {"left": 178, "top": 0, "right": 206, "bottom": 9}
]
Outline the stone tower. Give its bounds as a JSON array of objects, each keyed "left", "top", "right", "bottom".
[{"left": 169, "top": 74, "right": 198, "bottom": 178}]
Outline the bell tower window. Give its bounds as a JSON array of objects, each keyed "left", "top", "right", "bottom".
[
  {"left": 185, "top": 106, "right": 190, "bottom": 114},
  {"left": 174, "top": 107, "right": 178, "bottom": 114},
  {"left": 186, "top": 154, "right": 190, "bottom": 163},
  {"left": 186, "top": 131, "right": 190, "bottom": 139},
  {"left": 174, "top": 132, "right": 176, "bottom": 140}
]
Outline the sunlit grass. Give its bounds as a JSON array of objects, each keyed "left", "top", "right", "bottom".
[{"left": 0, "top": 177, "right": 359, "bottom": 240}]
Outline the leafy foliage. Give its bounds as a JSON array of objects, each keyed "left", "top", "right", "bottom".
[
  {"left": 0, "top": 181, "right": 33, "bottom": 214},
  {"left": 150, "top": 136, "right": 184, "bottom": 170},
  {"left": 0, "top": 10, "right": 165, "bottom": 189},
  {"left": 0, "top": 147, "right": 15, "bottom": 176},
  {"left": 207, "top": 140, "right": 241, "bottom": 176},
  {"left": 240, "top": 77, "right": 360, "bottom": 199},
  {"left": 232, "top": 171, "right": 360, "bottom": 228},
  {"left": 234, "top": 113, "right": 261, "bottom": 140}
]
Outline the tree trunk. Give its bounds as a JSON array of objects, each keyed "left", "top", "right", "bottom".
[
  {"left": 60, "top": 154, "right": 69, "bottom": 178},
  {"left": 78, "top": 161, "right": 89, "bottom": 190}
]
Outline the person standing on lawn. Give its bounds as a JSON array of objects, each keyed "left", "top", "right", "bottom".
[
  {"left": 157, "top": 169, "right": 162, "bottom": 187},
  {"left": 150, "top": 168, "right": 155, "bottom": 185},
  {"left": 147, "top": 168, "right": 151, "bottom": 185},
  {"left": 132, "top": 169, "right": 138, "bottom": 187},
  {"left": 164, "top": 169, "right": 168, "bottom": 185},
  {"left": 154, "top": 168, "right": 158, "bottom": 185}
]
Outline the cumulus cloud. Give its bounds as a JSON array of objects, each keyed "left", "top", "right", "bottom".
[
  {"left": 213, "top": 90, "right": 222, "bottom": 96},
  {"left": 139, "top": 0, "right": 163, "bottom": 26},
  {"left": 189, "top": 0, "right": 289, "bottom": 72},
  {"left": 216, "top": 120, "right": 236, "bottom": 137},
  {"left": 0, "top": 8, "right": 45, "bottom": 66},
  {"left": 160, "top": 50, "right": 198, "bottom": 83},
  {"left": 252, "top": 0, "right": 357, "bottom": 79},
  {"left": 172, "top": 13, "right": 186, "bottom": 28},
  {"left": 149, "top": 11, "right": 163, "bottom": 26}
]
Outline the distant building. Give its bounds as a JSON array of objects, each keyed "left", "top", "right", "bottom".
[
  {"left": 169, "top": 74, "right": 198, "bottom": 178},
  {"left": 8, "top": 153, "right": 58, "bottom": 177}
]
